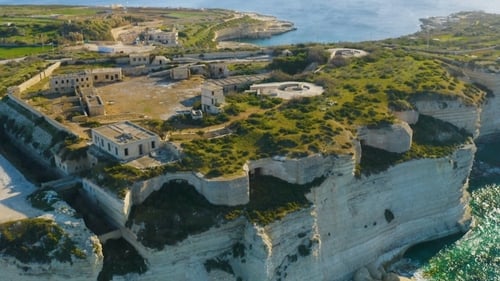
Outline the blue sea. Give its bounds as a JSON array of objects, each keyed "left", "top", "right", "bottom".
[
  {"left": 0, "top": 1, "right": 500, "bottom": 280},
  {"left": 1, "top": 0, "right": 499, "bottom": 44}
]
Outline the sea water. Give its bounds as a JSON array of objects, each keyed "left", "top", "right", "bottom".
[
  {"left": 1, "top": 0, "right": 499, "bottom": 44},
  {"left": 399, "top": 143, "right": 500, "bottom": 281}
]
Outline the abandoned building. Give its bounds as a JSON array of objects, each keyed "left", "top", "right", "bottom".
[
  {"left": 146, "top": 29, "right": 178, "bottom": 46},
  {"left": 77, "top": 87, "right": 105, "bottom": 117},
  {"left": 201, "top": 83, "right": 225, "bottom": 114},
  {"left": 170, "top": 66, "right": 191, "bottom": 80},
  {"left": 91, "top": 68, "right": 123, "bottom": 84},
  {"left": 129, "top": 53, "right": 151, "bottom": 66},
  {"left": 208, "top": 62, "right": 229, "bottom": 79},
  {"left": 50, "top": 71, "right": 93, "bottom": 94}
]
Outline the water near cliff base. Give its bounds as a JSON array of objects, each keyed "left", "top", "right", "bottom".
[{"left": 397, "top": 142, "right": 500, "bottom": 281}]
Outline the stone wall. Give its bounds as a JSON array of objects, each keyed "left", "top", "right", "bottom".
[
  {"left": 82, "top": 179, "right": 133, "bottom": 226},
  {"left": 7, "top": 61, "right": 61, "bottom": 94},
  {"left": 81, "top": 170, "right": 249, "bottom": 228},
  {"left": 247, "top": 154, "right": 338, "bottom": 185},
  {"left": 6, "top": 93, "right": 76, "bottom": 138},
  {"left": 393, "top": 110, "right": 419, "bottom": 124},
  {"left": 132, "top": 171, "right": 249, "bottom": 207}
]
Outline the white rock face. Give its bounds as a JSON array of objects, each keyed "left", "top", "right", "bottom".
[
  {"left": 123, "top": 146, "right": 473, "bottom": 281},
  {"left": 413, "top": 96, "right": 481, "bottom": 137},
  {"left": 308, "top": 144, "right": 474, "bottom": 281},
  {"left": 393, "top": 110, "right": 419, "bottom": 125},
  {"left": 464, "top": 70, "right": 500, "bottom": 142},
  {"left": 248, "top": 154, "right": 339, "bottom": 185},
  {"left": 0, "top": 193, "right": 103, "bottom": 281},
  {"left": 358, "top": 122, "right": 413, "bottom": 153}
]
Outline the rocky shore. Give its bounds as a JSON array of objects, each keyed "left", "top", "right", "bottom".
[{"left": 215, "top": 12, "right": 296, "bottom": 45}]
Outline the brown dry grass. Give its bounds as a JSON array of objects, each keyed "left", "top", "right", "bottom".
[{"left": 96, "top": 75, "right": 205, "bottom": 120}]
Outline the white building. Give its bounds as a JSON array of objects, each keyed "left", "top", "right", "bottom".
[
  {"left": 201, "top": 84, "right": 225, "bottom": 114},
  {"left": 91, "top": 121, "right": 160, "bottom": 161}
]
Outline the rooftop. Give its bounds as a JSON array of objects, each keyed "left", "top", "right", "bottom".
[
  {"left": 91, "top": 68, "right": 122, "bottom": 73},
  {"left": 93, "top": 121, "right": 157, "bottom": 144},
  {"left": 207, "top": 74, "right": 270, "bottom": 87},
  {"left": 84, "top": 94, "right": 104, "bottom": 107},
  {"left": 250, "top": 81, "right": 324, "bottom": 100}
]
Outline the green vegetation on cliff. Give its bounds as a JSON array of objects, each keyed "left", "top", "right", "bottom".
[
  {"left": 0, "top": 218, "right": 86, "bottom": 264},
  {"left": 127, "top": 175, "right": 322, "bottom": 249},
  {"left": 359, "top": 115, "right": 472, "bottom": 176}
]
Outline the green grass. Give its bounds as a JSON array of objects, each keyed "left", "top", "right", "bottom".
[
  {"left": 0, "top": 5, "right": 102, "bottom": 17},
  {"left": 0, "top": 57, "right": 48, "bottom": 95},
  {"left": 0, "top": 46, "right": 52, "bottom": 60}
]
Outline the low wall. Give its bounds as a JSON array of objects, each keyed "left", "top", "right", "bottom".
[
  {"left": 248, "top": 154, "right": 337, "bottom": 185},
  {"left": 82, "top": 179, "right": 133, "bottom": 226},
  {"left": 82, "top": 170, "right": 249, "bottom": 228},
  {"left": 8, "top": 61, "right": 61, "bottom": 94},
  {"left": 6, "top": 94, "right": 77, "bottom": 138}
]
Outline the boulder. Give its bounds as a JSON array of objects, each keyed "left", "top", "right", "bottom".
[{"left": 353, "top": 267, "right": 375, "bottom": 281}]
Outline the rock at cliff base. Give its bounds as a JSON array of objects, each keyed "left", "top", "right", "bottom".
[
  {"left": 367, "top": 262, "right": 383, "bottom": 280},
  {"left": 354, "top": 267, "right": 375, "bottom": 281}
]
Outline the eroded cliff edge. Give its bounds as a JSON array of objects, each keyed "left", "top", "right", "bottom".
[{"left": 120, "top": 143, "right": 474, "bottom": 281}]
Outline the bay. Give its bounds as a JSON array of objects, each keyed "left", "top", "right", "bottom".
[{"left": 0, "top": 0, "right": 499, "bottom": 44}]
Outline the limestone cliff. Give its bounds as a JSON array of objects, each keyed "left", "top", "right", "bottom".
[
  {"left": 0, "top": 191, "right": 103, "bottom": 280},
  {"left": 121, "top": 145, "right": 473, "bottom": 281},
  {"left": 464, "top": 70, "right": 500, "bottom": 142}
]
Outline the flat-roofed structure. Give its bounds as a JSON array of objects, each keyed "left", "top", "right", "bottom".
[
  {"left": 208, "top": 62, "right": 229, "bottom": 79},
  {"left": 129, "top": 53, "right": 150, "bottom": 66},
  {"left": 50, "top": 71, "right": 93, "bottom": 94},
  {"left": 78, "top": 88, "right": 105, "bottom": 116},
  {"left": 207, "top": 74, "right": 270, "bottom": 93},
  {"left": 91, "top": 121, "right": 160, "bottom": 161},
  {"left": 92, "top": 68, "right": 122, "bottom": 83},
  {"left": 171, "top": 66, "right": 190, "bottom": 80},
  {"left": 201, "top": 83, "right": 225, "bottom": 114},
  {"left": 250, "top": 81, "right": 324, "bottom": 100},
  {"left": 146, "top": 29, "right": 178, "bottom": 46}
]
